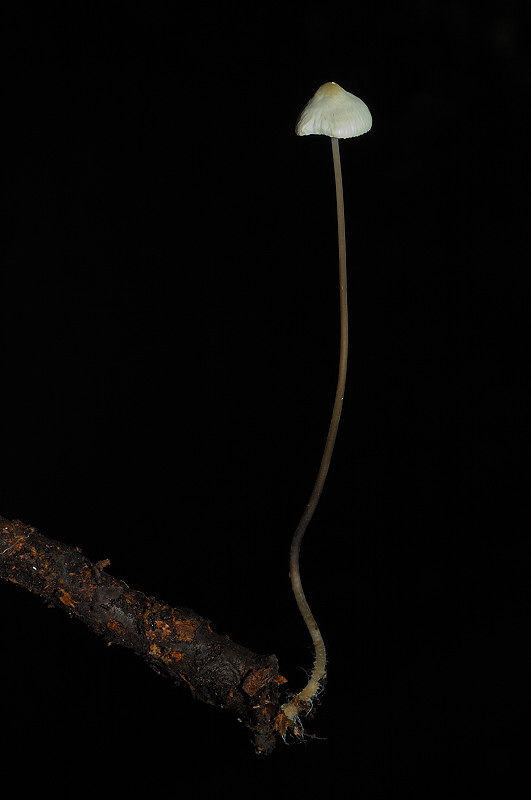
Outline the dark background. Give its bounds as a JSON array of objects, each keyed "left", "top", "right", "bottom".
[{"left": 1, "top": 1, "right": 530, "bottom": 795}]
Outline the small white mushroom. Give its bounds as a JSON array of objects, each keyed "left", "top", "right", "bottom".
[
  {"left": 295, "top": 81, "right": 372, "bottom": 138},
  {"left": 281, "top": 81, "right": 372, "bottom": 737}
]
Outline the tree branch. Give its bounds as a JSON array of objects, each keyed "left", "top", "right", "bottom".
[{"left": 0, "top": 515, "right": 284, "bottom": 754}]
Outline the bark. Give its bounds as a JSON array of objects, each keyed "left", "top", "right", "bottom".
[{"left": 0, "top": 515, "right": 284, "bottom": 754}]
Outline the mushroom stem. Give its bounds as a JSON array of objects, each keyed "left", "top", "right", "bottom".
[{"left": 281, "top": 136, "right": 348, "bottom": 726}]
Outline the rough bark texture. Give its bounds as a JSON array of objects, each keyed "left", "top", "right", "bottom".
[{"left": 0, "top": 515, "right": 283, "bottom": 754}]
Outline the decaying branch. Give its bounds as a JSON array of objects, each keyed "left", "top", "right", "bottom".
[{"left": 0, "top": 515, "right": 284, "bottom": 754}]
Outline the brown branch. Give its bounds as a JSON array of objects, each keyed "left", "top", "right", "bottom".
[{"left": 0, "top": 515, "right": 285, "bottom": 754}]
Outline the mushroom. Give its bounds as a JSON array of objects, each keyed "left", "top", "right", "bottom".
[{"left": 279, "top": 82, "right": 372, "bottom": 735}]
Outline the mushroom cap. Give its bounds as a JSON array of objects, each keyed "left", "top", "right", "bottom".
[{"left": 296, "top": 82, "right": 372, "bottom": 138}]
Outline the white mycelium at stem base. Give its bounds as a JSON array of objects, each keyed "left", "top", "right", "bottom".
[{"left": 280, "top": 82, "right": 371, "bottom": 731}]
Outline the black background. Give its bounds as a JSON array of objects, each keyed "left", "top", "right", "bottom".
[{"left": 2, "top": 2, "right": 530, "bottom": 795}]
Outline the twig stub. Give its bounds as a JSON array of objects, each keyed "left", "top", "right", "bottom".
[{"left": 0, "top": 515, "right": 282, "bottom": 754}]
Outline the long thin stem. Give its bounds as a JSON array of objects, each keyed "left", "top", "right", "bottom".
[{"left": 281, "top": 137, "right": 348, "bottom": 724}]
